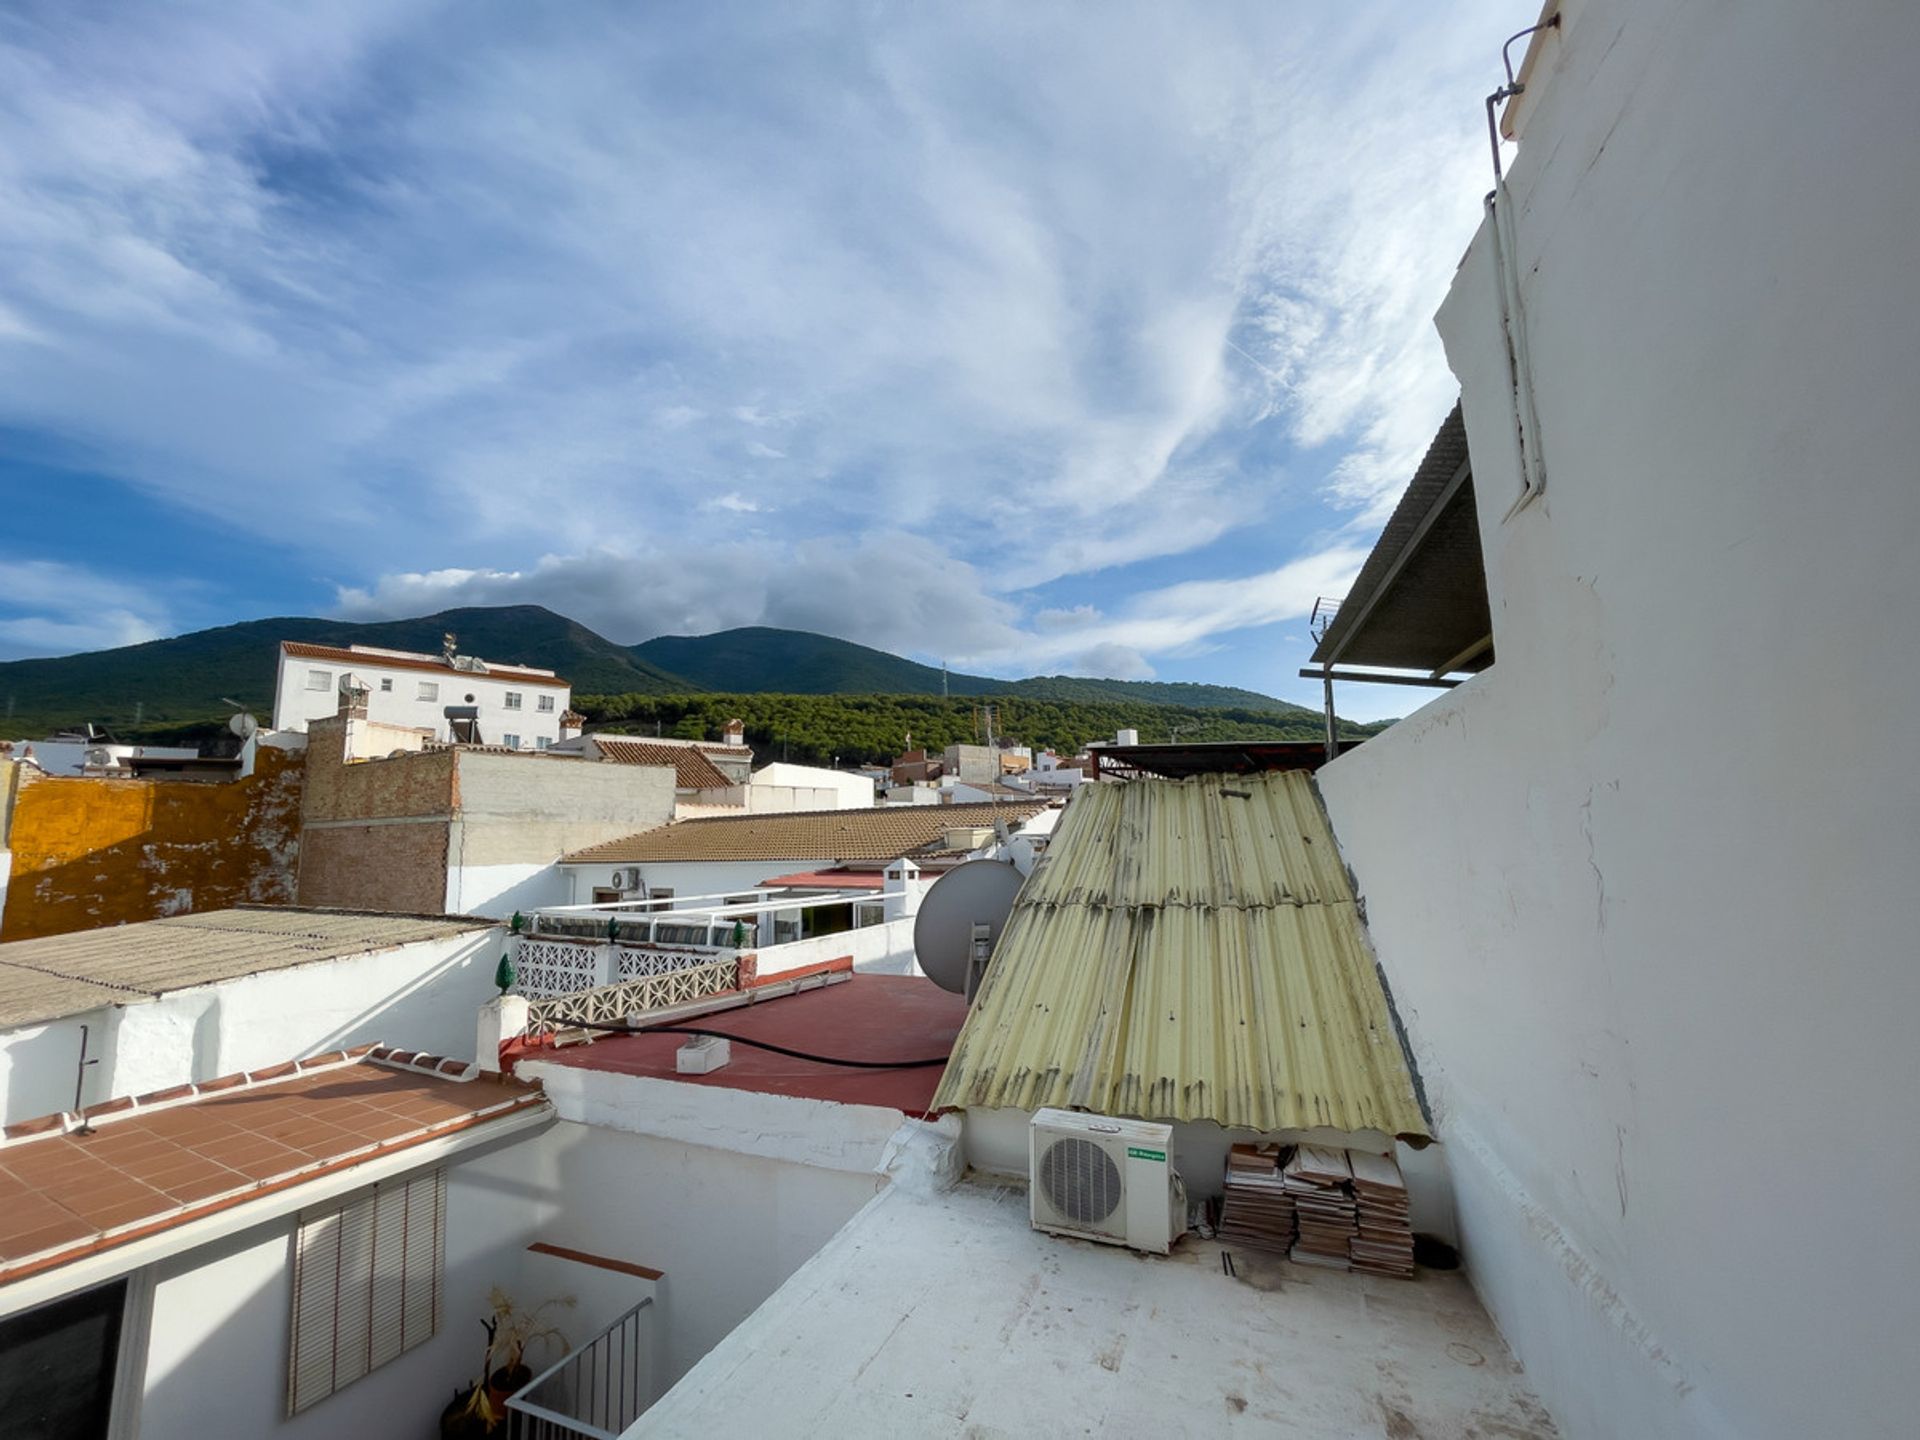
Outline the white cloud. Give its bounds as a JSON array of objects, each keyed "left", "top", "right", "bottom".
[
  {"left": 0, "top": 2, "right": 1508, "bottom": 676},
  {"left": 0, "top": 559, "right": 174, "bottom": 656}
]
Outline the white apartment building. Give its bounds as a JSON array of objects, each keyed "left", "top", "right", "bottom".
[{"left": 271, "top": 639, "right": 572, "bottom": 748}]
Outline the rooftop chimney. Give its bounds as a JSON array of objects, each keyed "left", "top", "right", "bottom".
[{"left": 722, "top": 718, "right": 745, "bottom": 747}]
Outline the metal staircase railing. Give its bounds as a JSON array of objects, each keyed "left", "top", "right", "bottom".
[{"left": 507, "top": 1297, "right": 654, "bottom": 1439}]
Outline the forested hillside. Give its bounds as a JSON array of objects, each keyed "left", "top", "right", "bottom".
[{"left": 577, "top": 691, "right": 1386, "bottom": 768}]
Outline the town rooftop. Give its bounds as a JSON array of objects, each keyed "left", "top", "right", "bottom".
[
  {"left": 0, "top": 907, "right": 496, "bottom": 1028},
  {"left": 563, "top": 799, "right": 1050, "bottom": 865},
  {"left": 535, "top": 972, "right": 966, "bottom": 1116},
  {"left": 636, "top": 1179, "right": 1557, "bottom": 1438}
]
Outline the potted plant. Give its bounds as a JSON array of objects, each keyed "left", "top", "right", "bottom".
[{"left": 440, "top": 1289, "right": 575, "bottom": 1437}]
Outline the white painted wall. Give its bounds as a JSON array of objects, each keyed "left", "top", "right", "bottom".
[
  {"left": 136, "top": 1137, "right": 552, "bottom": 1440},
  {"left": 272, "top": 647, "right": 569, "bottom": 746},
  {"left": 562, "top": 859, "right": 824, "bottom": 905},
  {"left": 1316, "top": 7, "right": 1920, "bottom": 1439},
  {"left": 745, "top": 763, "right": 875, "bottom": 812},
  {"left": 0, "top": 928, "right": 504, "bottom": 1123},
  {"left": 755, "top": 916, "right": 916, "bottom": 979},
  {"left": 509, "top": 1065, "right": 896, "bottom": 1388}
]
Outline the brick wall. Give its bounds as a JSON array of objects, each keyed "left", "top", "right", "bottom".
[
  {"left": 295, "top": 820, "right": 451, "bottom": 914},
  {"left": 0, "top": 745, "right": 305, "bottom": 941}
]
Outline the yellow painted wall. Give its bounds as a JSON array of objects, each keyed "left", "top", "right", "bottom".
[{"left": 0, "top": 745, "right": 304, "bottom": 941}]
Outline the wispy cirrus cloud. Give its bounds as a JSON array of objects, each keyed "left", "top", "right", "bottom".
[
  {"left": 0, "top": 0, "right": 1506, "bottom": 702},
  {"left": 0, "top": 559, "right": 175, "bottom": 656}
]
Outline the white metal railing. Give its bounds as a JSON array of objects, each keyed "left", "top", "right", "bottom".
[
  {"left": 507, "top": 1298, "right": 653, "bottom": 1439},
  {"left": 523, "top": 957, "right": 740, "bottom": 1033}
]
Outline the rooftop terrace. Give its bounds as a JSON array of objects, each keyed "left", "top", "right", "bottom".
[
  {"left": 536, "top": 973, "right": 967, "bottom": 1116},
  {"left": 636, "top": 1179, "right": 1557, "bottom": 1438}
]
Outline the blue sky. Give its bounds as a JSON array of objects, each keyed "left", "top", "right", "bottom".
[{"left": 0, "top": 2, "right": 1511, "bottom": 719}]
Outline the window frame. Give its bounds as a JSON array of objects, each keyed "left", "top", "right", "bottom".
[
  {"left": 416, "top": 681, "right": 439, "bottom": 702},
  {"left": 536, "top": 694, "right": 555, "bottom": 713},
  {"left": 503, "top": 692, "right": 523, "bottom": 711},
  {"left": 305, "top": 669, "right": 332, "bottom": 692}
]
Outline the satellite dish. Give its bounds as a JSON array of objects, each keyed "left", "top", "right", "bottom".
[
  {"left": 913, "top": 858, "right": 1026, "bottom": 998},
  {"left": 228, "top": 711, "right": 259, "bottom": 738}
]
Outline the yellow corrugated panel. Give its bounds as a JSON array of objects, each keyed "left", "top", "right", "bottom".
[{"left": 933, "top": 772, "right": 1430, "bottom": 1139}]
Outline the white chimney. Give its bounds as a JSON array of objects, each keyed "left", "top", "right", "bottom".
[
  {"left": 722, "top": 718, "right": 746, "bottom": 747},
  {"left": 1116, "top": 728, "right": 1140, "bottom": 747}
]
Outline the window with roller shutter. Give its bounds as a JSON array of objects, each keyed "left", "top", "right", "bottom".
[{"left": 286, "top": 1169, "right": 445, "bottom": 1415}]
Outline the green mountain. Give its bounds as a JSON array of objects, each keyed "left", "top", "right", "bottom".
[
  {"left": 0, "top": 605, "right": 690, "bottom": 738},
  {"left": 632, "top": 626, "right": 1317, "bottom": 716},
  {"left": 0, "top": 605, "right": 1340, "bottom": 741}
]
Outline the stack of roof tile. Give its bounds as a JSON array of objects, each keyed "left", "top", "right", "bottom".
[
  {"left": 1285, "top": 1146, "right": 1358, "bottom": 1269},
  {"left": 1217, "top": 1143, "right": 1296, "bottom": 1252},
  {"left": 1347, "top": 1149, "right": 1415, "bottom": 1278}
]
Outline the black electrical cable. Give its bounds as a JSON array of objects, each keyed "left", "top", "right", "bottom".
[{"left": 566, "top": 1017, "right": 951, "bottom": 1069}]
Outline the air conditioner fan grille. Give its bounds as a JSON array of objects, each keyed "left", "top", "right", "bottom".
[{"left": 1038, "top": 1136, "right": 1122, "bottom": 1227}]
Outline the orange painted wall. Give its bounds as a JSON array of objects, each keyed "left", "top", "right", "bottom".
[{"left": 0, "top": 745, "right": 304, "bottom": 941}]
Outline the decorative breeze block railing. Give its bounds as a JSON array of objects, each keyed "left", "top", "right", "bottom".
[
  {"left": 512, "top": 940, "right": 603, "bottom": 998},
  {"left": 523, "top": 957, "right": 739, "bottom": 1033}
]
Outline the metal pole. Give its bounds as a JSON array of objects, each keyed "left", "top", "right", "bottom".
[{"left": 1322, "top": 667, "right": 1338, "bottom": 766}]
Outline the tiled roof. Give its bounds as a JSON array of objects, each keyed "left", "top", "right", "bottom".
[
  {"left": 757, "top": 870, "right": 887, "bottom": 891},
  {"left": 0, "top": 908, "right": 496, "bottom": 1029},
  {"left": 280, "top": 640, "right": 569, "bottom": 687},
  {"left": 0, "top": 1048, "right": 547, "bottom": 1289},
  {"left": 933, "top": 773, "right": 1431, "bottom": 1139},
  {"left": 592, "top": 738, "right": 735, "bottom": 790},
  {"left": 564, "top": 800, "right": 1051, "bottom": 865}
]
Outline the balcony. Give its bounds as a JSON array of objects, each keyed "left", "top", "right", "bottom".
[{"left": 508, "top": 888, "right": 923, "bottom": 1015}]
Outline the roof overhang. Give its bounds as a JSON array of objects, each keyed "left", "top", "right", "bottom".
[
  {"left": 1308, "top": 403, "right": 1493, "bottom": 683},
  {"left": 0, "top": 1094, "right": 551, "bottom": 1319}
]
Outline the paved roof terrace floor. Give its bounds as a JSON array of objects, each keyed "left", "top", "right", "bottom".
[
  {"left": 635, "top": 1179, "right": 1557, "bottom": 1439},
  {"left": 539, "top": 974, "right": 967, "bottom": 1115}
]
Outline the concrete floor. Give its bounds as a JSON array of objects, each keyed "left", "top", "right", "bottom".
[{"left": 633, "top": 1180, "right": 1558, "bottom": 1439}]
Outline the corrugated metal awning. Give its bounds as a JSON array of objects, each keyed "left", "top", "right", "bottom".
[{"left": 932, "top": 772, "right": 1430, "bottom": 1140}]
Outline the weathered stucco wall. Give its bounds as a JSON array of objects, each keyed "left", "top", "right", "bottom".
[
  {"left": 0, "top": 746, "right": 304, "bottom": 941},
  {"left": 1318, "top": 6, "right": 1920, "bottom": 1439},
  {"left": 446, "top": 750, "right": 675, "bottom": 916}
]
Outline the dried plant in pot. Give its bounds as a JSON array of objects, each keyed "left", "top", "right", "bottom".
[
  {"left": 484, "top": 1287, "right": 575, "bottom": 1400},
  {"left": 440, "top": 1288, "right": 575, "bottom": 1437}
]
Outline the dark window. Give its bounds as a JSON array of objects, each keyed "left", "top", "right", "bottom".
[{"left": 0, "top": 1279, "right": 126, "bottom": 1439}]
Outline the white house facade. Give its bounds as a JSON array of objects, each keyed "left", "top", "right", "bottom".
[{"left": 271, "top": 640, "right": 571, "bottom": 749}]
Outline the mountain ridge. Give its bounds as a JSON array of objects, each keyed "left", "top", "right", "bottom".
[{"left": 0, "top": 604, "right": 1328, "bottom": 737}]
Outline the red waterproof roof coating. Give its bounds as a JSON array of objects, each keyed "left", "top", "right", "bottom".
[{"left": 542, "top": 975, "right": 968, "bottom": 1116}]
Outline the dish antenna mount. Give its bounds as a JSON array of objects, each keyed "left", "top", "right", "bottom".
[{"left": 912, "top": 858, "right": 1026, "bottom": 1001}]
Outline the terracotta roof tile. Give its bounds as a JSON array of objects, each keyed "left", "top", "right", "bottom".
[
  {"left": 564, "top": 799, "right": 1052, "bottom": 865},
  {"left": 592, "top": 738, "right": 735, "bottom": 790},
  {"left": 280, "top": 640, "right": 569, "bottom": 687},
  {"left": 0, "top": 1055, "right": 546, "bottom": 1289}
]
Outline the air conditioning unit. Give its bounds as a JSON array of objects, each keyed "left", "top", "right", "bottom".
[
  {"left": 610, "top": 867, "right": 641, "bottom": 892},
  {"left": 1029, "top": 1109, "right": 1186, "bottom": 1255}
]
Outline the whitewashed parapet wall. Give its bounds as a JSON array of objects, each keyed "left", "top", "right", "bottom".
[
  {"left": 1316, "top": 6, "right": 1920, "bottom": 1440},
  {"left": 0, "top": 927, "right": 504, "bottom": 1123}
]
